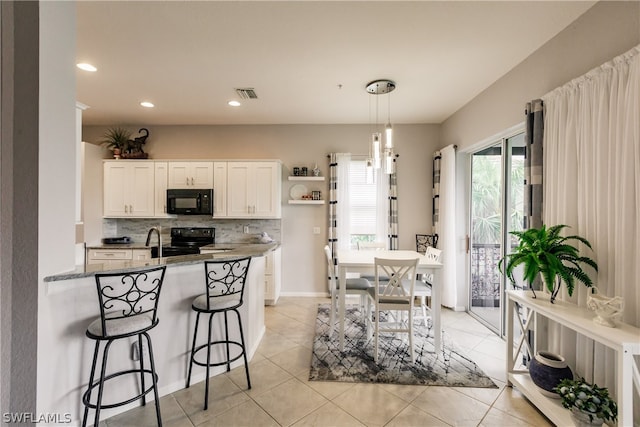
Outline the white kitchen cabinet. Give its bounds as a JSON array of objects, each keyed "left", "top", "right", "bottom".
[
  {"left": 227, "top": 162, "right": 281, "bottom": 218},
  {"left": 167, "top": 161, "right": 214, "bottom": 189},
  {"left": 264, "top": 247, "right": 281, "bottom": 305},
  {"left": 86, "top": 248, "right": 151, "bottom": 267},
  {"left": 213, "top": 162, "right": 227, "bottom": 217},
  {"left": 103, "top": 161, "right": 155, "bottom": 217},
  {"left": 154, "top": 162, "right": 170, "bottom": 216}
]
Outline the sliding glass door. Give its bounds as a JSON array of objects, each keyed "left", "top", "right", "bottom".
[{"left": 469, "top": 132, "right": 525, "bottom": 334}]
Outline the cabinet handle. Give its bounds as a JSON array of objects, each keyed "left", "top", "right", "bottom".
[
  {"left": 191, "top": 177, "right": 194, "bottom": 185},
  {"left": 186, "top": 177, "right": 189, "bottom": 185},
  {"left": 125, "top": 205, "right": 128, "bottom": 213},
  {"left": 130, "top": 205, "right": 133, "bottom": 213}
]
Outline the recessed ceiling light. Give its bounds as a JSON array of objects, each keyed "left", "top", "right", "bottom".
[
  {"left": 140, "top": 101, "right": 155, "bottom": 108},
  {"left": 228, "top": 100, "right": 241, "bottom": 107},
  {"left": 76, "top": 63, "right": 97, "bottom": 72}
]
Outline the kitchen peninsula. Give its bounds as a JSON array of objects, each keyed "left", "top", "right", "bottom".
[{"left": 41, "top": 243, "right": 278, "bottom": 424}]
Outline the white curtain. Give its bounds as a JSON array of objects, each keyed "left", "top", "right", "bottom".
[
  {"left": 375, "top": 170, "right": 390, "bottom": 246},
  {"left": 541, "top": 45, "right": 639, "bottom": 399},
  {"left": 434, "top": 145, "right": 457, "bottom": 308},
  {"left": 335, "top": 153, "right": 352, "bottom": 251}
]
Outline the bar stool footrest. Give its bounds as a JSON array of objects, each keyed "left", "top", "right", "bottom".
[
  {"left": 82, "top": 368, "right": 158, "bottom": 410},
  {"left": 191, "top": 340, "right": 246, "bottom": 368}
]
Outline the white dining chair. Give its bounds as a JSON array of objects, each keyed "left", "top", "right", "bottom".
[
  {"left": 358, "top": 241, "right": 388, "bottom": 281},
  {"left": 366, "top": 257, "right": 419, "bottom": 363},
  {"left": 324, "top": 246, "right": 372, "bottom": 335},
  {"left": 412, "top": 246, "right": 442, "bottom": 327}
]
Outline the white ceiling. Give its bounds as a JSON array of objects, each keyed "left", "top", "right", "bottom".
[{"left": 76, "top": 1, "right": 596, "bottom": 126}]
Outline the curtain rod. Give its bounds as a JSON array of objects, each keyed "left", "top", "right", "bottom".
[{"left": 326, "top": 154, "right": 401, "bottom": 159}]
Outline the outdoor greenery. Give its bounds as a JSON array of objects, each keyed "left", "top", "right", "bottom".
[
  {"left": 499, "top": 224, "right": 598, "bottom": 303},
  {"left": 471, "top": 154, "right": 524, "bottom": 245},
  {"left": 554, "top": 378, "right": 618, "bottom": 423}
]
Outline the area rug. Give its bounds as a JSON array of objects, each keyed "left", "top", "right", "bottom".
[{"left": 309, "top": 305, "right": 497, "bottom": 388}]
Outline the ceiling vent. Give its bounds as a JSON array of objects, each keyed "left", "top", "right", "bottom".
[{"left": 235, "top": 88, "right": 258, "bottom": 99}]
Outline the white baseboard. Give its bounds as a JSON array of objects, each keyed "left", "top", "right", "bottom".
[{"left": 279, "top": 291, "right": 329, "bottom": 297}]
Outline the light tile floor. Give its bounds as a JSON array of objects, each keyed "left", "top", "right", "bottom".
[{"left": 103, "top": 297, "right": 553, "bottom": 426}]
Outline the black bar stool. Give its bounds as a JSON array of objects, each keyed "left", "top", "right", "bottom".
[
  {"left": 186, "top": 257, "right": 252, "bottom": 410},
  {"left": 81, "top": 265, "right": 166, "bottom": 427}
]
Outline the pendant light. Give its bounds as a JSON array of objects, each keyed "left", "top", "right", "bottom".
[{"left": 366, "top": 79, "right": 396, "bottom": 174}]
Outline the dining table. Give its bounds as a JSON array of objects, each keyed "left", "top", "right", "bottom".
[{"left": 336, "top": 249, "right": 444, "bottom": 353}]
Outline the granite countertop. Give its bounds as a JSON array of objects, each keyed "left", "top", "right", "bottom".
[{"left": 46, "top": 242, "right": 280, "bottom": 282}]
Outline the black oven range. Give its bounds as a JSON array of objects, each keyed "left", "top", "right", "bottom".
[{"left": 151, "top": 227, "right": 215, "bottom": 258}]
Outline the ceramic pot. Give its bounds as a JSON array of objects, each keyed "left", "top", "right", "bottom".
[
  {"left": 570, "top": 408, "right": 604, "bottom": 427},
  {"left": 586, "top": 288, "right": 624, "bottom": 328},
  {"left": 528, "top": 351, "right": 573, "bottom": 397}
]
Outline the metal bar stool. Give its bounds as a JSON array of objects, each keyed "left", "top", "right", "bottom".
[
  {"left": 81, "top": 265, "right": 166, "bottom": 427},
  {"left": 186, "top": 257, "right": 252, "bottom": 410}
]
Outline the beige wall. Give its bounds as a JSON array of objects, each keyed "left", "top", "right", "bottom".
[
  {"left": 441, "top": 0, "right": 640, "bottom": 151},
  {"left": 83, "top": 124, "right": 440, "bottom": 294},
  {"left": 441, "top": 0, "right": 640, "bottom": 311}
]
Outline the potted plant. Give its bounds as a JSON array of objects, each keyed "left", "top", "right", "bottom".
[
  {"left": 499, "top": 224, "right": 598, "bottom": 303},
  {"left": 554, "top": 377, "right": 617, "bottom": 426},
  {"left": 101, "top": 127, "right": 132, "bottom": 158}
]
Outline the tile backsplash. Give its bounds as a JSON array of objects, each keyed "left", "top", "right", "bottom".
[{"left": 102, "top": 218, "right": 281, "bottom": 244}]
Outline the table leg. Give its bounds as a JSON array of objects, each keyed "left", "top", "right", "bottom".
[
  {"left": 339, "top": 265, "right": 346, "bottom": 351},
  {"left": 433, "top": 268, "right": 442, "bottom": 354}
]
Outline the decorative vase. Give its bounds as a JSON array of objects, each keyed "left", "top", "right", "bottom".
[
  {"left": 528, "top": 351, "right": 573, "bottom": 397},
  {"left": 112, "top": 148, "right": 121, "bottom": 159},
  {"left": 586, "top": 288, "right": 624, "bottom": 328},
  {"left": 570, "top": 408, "right": 604, "bottom": 427}
]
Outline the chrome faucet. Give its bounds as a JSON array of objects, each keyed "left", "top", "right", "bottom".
[{"left": 146, "top": 226, "right": 162, "bottom": 258}]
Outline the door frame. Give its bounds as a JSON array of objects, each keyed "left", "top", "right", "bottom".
[{"left": 461, "top": 123, "right": 524, "bottom": 336}]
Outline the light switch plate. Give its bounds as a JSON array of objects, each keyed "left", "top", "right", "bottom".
[{"left": 313, "top": 227, "right": 321, "bottom": 234}]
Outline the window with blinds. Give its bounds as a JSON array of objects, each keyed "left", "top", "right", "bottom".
[{"left": 349, "top": 159, "right": 377, "bottom": 239}]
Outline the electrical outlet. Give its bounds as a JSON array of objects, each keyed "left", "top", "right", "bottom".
[
  {"left": 313, "top": 227, "right": 321, "bottom": 235},
  {"left": 131, "top": 340, "right": 148, "bottom": 361},
  {"left": 131, "top": 341, "right": 139, "bottom": 361},
  {"left": 243, "top": 225, "right": 250, "bottom": 234}
]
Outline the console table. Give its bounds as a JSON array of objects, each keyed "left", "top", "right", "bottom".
[{"left": 506, "top": 290, "right": 640, "bottom": 426}]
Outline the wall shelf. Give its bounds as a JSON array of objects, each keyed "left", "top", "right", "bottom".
[
  {"left": 288, "top": 200, "right": 325, "bottom": 205},
  {"left": 506, "top": 290, "right": 640, "bottom": 427},
  {"left": 288, "top": 176, "right": 325, "bottom": 181}
]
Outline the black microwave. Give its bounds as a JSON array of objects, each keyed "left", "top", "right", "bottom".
[{"left": 167, "top": 189, "right": 213, "bottom": 215}]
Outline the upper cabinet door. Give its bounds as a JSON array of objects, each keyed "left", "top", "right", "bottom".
[
  {"left": 103, "top": 161, "right": 154, "bottom": 217},
  {"left": 103, "top": 162, "right": 128, "bottom": 217},
  {"left": 213, "top": 162, "right": 228, "bottom": 217},
  {"left": 128, "top": 163, "right": 155, "bottom": 216},
  {"left": 154, "top": 162, "right": 169, "bottom": 216},
  {"left": 253, "top": 162, "right": 281, "bottom": 218},
  {"left": 191, "top": 162, "right": 214, "bottom": 188},
  {"left": 167, "top": 162, "right": 213, "bottom": 188},
  {"left": 226, "top": 162, "right": 252, "bottom": 217},
  {"left": 226, "top": 162, "right": 281, "bottom": 218}
]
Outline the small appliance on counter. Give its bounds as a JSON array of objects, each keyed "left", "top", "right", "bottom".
[
  {"left": 166, "top": 189, "right": 214, "bottom": 215},
  {"left": 259, "top": 232, "right": 274, "bottom": 243},
  {"left": 101, "top": 236, "right": 132, "bottom": 244}
]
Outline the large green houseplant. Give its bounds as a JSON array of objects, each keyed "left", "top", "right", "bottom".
[{"left": 499, "top": 224, "right": 598, "bottom": 303}]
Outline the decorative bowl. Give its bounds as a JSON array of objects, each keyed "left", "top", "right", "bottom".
[{"left": 586, "top": 289, "right": 624, "bottom": 328}]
